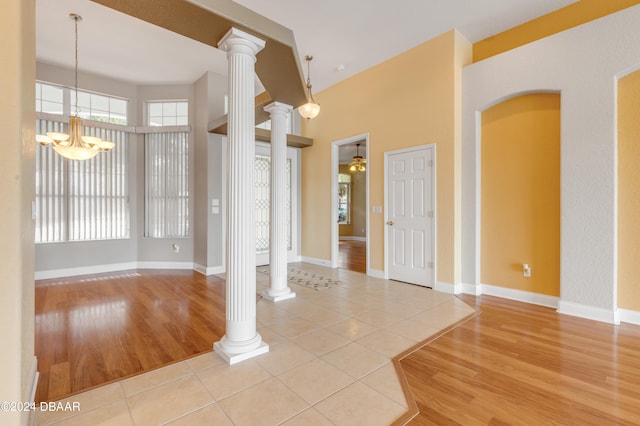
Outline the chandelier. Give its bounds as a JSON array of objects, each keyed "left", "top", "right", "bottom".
[
  {"left": 349, "top": 143, "right": 366, "bottom": 172},
  {"left": 298, "top": 55, "right": 320, "bottom": 120},
  {"left": 36, "top": 13, "right": 115, "bottom": 161}
]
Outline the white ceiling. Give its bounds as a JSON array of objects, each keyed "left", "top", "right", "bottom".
[{"left": 36, "top": 0, "right": 578, "bottom": 91}]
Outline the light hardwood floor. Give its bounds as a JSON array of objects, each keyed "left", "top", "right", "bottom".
[
  {"left": 338, "top": 240, "right": 366, "bottom": 273},
  {"left": 398, "top": 294, "right": 640, "bottom": 425},
  {"left": 35, "top": 270, "right": 227, "bottom": 403},
  {"left": 35, "top": 266, "right": 640, "bottom": 424}
]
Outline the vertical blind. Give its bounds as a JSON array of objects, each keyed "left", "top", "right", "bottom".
[
  {"left": 144, "top": 131, "right": 189, "bottom": 238},
  {"left": 35, "top": 118, "right": 130, "bottom": 243}
]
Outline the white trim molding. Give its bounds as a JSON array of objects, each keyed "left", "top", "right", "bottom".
[
  {"left": 434, "top": 281, "right": 457, "bottom": 294},
  {"left": 367, "top": 268, "right": 385, "bottom": 279},
  {"left": 194, "top": 264, "right": 225, "bottom": 276},
  {"left": 619, "top": 308, "right": 640, "bottom": 325},
  {"left": 300, "top": 256, "right": 333, "bottom": 267},
  {"left": 35, "top": 261, "right": 195, "bottom": 280},
  {"left": 557, "top": 300, "right": 620, "bottom": 324},
  {"left": 479, "top": 283, "right": 559, "bottom": 309}
]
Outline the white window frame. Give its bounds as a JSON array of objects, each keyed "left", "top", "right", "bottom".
[{"left": 147, "top": 100, "right": 189, "bottom": 126}]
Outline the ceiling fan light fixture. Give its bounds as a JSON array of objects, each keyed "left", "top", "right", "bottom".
[{"left": 348, "top": 143, "right": 366, "bottom": 172}]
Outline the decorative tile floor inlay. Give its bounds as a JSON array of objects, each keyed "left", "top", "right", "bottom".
[
  {"left": 35, "top": 263, "right": 475, "bottom": 426},
  {"left": 257, "top": 267, "right": 341, "bottom": 290}
]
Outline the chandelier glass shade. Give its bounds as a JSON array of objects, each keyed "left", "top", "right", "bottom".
[
  {"left": 349, "top": 143, "right": 366, "bottom": 172},
  {"left": 36, "top": 13, "right": 115, "bottom": 161},
  {"left": 298, "top": 55, "right": 320, "bottom": 120}
]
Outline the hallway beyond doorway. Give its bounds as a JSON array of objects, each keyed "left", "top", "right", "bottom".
[{"left": 338, "top": 240, "right": 366, "bottom": 273}]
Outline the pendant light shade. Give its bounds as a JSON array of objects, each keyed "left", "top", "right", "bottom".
[{"left": 298, "top": 55, "right": 320, "bottom": 120}]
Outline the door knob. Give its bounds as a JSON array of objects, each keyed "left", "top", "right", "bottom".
[{"left": 386, "top": 221, "right": 394, "bottom": 226}]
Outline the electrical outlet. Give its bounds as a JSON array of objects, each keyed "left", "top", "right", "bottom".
[{"left": 523, "top": 263, "right": 531, "bottom": 278}]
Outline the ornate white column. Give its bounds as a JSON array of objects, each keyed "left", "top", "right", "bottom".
[
  {"left": 262, "top": 102, "right": 296, "bottom": 302},
  {"left": 214, "top": 28, "right": 268, "bottom": 364}
]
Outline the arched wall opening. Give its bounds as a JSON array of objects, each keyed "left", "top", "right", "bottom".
[
  {"left": 481, "top": 93, "right": 560, "bottom": 297},
  {"left": 617, "top": 68, "right": 640, "bottom": 313}
]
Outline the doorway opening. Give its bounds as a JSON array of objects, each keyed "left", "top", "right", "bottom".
[{"left": 331, "top": 134, "right": 369, "bottom": 274}]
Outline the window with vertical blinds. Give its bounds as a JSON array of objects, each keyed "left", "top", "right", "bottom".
[
  {"left": 144, "top": 132, "right": 190, "bottom": 238},
  {"left": 35, "top": 118, "right": 130, "bottom": 243}
]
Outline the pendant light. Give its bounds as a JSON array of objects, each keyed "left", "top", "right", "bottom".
[
  {"left": 35, "top": 13, "right": 115, "bottom": 160},
  {"left": 349, "top": 143, "right": 366, "bottom": 172},
  {"left": 298, "top": 55, "right": 321, "bottom": 120}
]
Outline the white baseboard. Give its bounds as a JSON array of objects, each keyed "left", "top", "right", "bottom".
[
  {"left": 434, "top": 281, "right": 456, "bottom": 294},
  {"left": 36, "top": 261, "right": 196, "bottom": 280},
  {"left": 460, "top": 282, "right": 481, "bottom": 295},
  {"left": 35, "top": 262, "right": 138, "bottom": 280},
  {"left": 557, "top": 300, "right": 619, "bottom": 324},
  {"left": 339, "top": 236, "right": 367, "bottom": 242},
  {"left": 194, "top": 264, "right": 225, "bottom": 276},
  {"left": 136, "top": 261, "right": 194, "bottom": 270},
  {"left": 300, "top": 256, "right": 332, "bottom": 267},
  {"left": 480, "top": 283, "right": 559, "bottom": 309},
  {"left": 619, "top": 308, "right": 640, "bottom": 325},
  {"left": 367, "top": 268, "right": 385, "bottom": 279}
]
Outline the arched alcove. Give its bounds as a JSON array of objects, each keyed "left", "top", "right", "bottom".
[
  {"left": 618, "top": 69, "right": 640, "bottom": 314},
  {"left": 481, "top": 93, "right": 560, "bottom": 297}
]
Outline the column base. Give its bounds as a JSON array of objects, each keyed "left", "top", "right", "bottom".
[
  {"left": 261, "top": 289, "right": 296, "bottom": 302},
  {"left": 214, "top": 334, "right": 269, "bottom": 365}
]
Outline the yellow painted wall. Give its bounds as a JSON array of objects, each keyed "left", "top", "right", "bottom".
[
  {"left": 301, "top": 30, "right": 471, "bottom": 283},
  {"left": 481, "top": 94, "right": 560, "bottom": 296},
  {"left": 618, "top": 70, "right": 640, "bottom": 311},
  {"left": 473, "top": 0, "right": 640, "bottom": 62}
]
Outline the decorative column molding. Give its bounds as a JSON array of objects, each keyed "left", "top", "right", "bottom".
[
  {"left": 262, "top": 102, "right": 296, "bottom": 302},
  {"left": 214, "top": 27, "right": 268, "bottom": 364}
]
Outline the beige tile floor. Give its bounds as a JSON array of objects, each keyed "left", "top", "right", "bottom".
[{"left": 35, "top": 263, "right": 475, "bottom": 426}]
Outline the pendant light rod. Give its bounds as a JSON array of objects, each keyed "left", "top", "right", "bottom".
[
  {"left": 71, "top": 13, "right": 82, "bottom": 117},
  {"left": 35, "top": 13, "right": 116, "bottom": 161}
]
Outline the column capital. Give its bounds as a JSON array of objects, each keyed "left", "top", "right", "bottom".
[
  {"left": 218, "top": 27, "right": 266, "bottom": 56},
  {"left": 264, "top": 102, "right": 293, "bottom": 115}
]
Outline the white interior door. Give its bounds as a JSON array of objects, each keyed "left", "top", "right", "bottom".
[{"left": 385, "top": 145, "right": 435, "bottom": 287}]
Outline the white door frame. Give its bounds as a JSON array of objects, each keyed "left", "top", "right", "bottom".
[
  {"left": 331, "top": 133, "right": 370, "bottom": 272},
  {"left": 383, "top": 144, "right": 436, "bottom": 285}
]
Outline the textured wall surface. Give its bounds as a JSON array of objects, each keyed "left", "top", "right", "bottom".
[{"left": 462, "top": 5, "right": 640, "bottom": 317}]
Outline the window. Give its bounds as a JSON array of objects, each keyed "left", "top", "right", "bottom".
[
  {"left": 35, "top": 118, "right": 130, "bottom": 243},
  {"left": 36, "top": 81, "right": 128, "bottom": 125},
  {"left": 72, "top": 90, "right": 128, "bottom": 125},
  {"left": 144, "top": 132, "right": 190, "bottom": 238},
  {"left": 35, "top": 82, "right": 64, "bottom": 115},
  {"left": 338, "top": 173, "right": 351, "bottom": 224},
  {"left": 147, "top": 101, "right": 188, "bottom": 126},
  {"left": 255, "top": 154, "right": 292, "bottom": 254}
]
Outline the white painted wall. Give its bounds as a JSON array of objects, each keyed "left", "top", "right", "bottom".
[{"left": 462, "top": 5, "right": 640, "bottom": 323}]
